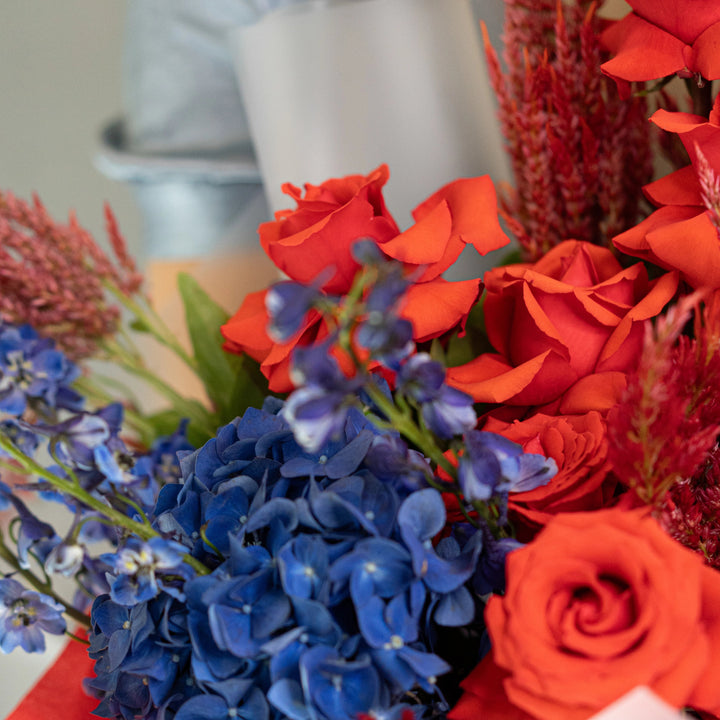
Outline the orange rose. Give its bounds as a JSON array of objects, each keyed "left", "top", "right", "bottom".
[
  {"left": 259, "top": 165, "right": 399, "bottom": 295},
  {"left": 446, "top": 240, "right": 678, "bottom": 414},
  {"left": 601, "top": 1, "right": 720, "bottom": 95},
  {"left": 220, "top": 288, "right": 328, "bottom": 393},
  {"left": 259, "top": 165, "right": 508, "bottom": 295},
  {"left": 483, "top": 412, "right": 616, "bottom": 538},
  {"left": 613, "top": 105, "right": 720, "bottom": 288},
  {"left": 225, "top": 167, "right": 509, "bottom": 389},
  {"left": 451, "top": 509, "right": 720, "bottom": 720}
]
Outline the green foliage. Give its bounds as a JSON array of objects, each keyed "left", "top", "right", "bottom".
[{"left": 177, "top": 273, "right": 271, "bottom": 427}]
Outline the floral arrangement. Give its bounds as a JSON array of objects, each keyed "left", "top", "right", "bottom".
[{"left": 2, "top": 1, "right": 720, "bottom": 719}]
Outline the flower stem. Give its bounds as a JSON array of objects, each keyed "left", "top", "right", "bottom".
[
  {"left": 104, "top": 280, "right": 198, "bottom": 373},
  {"left": 363, "top": 383, "right": 456, "bottom": 479},
  {"left": 0, "top": 434, "right": 210, "bottom": 577},
  {"left": 0, "top": 532, "right": 90, "bottom": 628}
]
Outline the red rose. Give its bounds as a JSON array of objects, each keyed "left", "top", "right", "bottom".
[
  {"left": 259, "top": 165, "right": 508, "bottom": 295},
  {"left": 601, "top": 0, "right": 720, "bottom": 95},
  {"left": 259, "top": 165, "right": 399, "bottom": 295},
  {"left": 613, "top": 104, "right": 720, "bottom": 288},
  {"left": 220, "top": 288, "right": 327, "bottom": 393},
  {"left": 225, "top": 167, "right": 510, "bottom": 389},
  {"left": 483, "top": 412, "right": 616, "bottom": 538},
  {"left": 446, "top": 240, "right": 678, "bottom": 414},
  {"left": 451, "top": 509, "right": 720, "bottom": 720}
]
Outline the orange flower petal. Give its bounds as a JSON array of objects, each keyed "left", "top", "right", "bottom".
[
  {"left": 412, "top": 175, "right": 510, "bottom": 256},
  {"left": 447, "top": 349, "right": 576, "bottom": 406},
  {"left": 691, "top": 20, "right": 720, "bottom": 80},
  {"left": 401, "top": 277, "right": 481, "bottom": 342},
  {"left": 380, "top": 199, "right": 453, "bottom": 265},
  {"left": 601, "top": 14, "right": 688, "bottom": 82},
  {"left": 643, "top": 165, "right": 702, "bottom": 207},
  {"left": 612, "top": 205, "right": 702, "bottom": 261},
  {"left": 557, "top": 372, "right": 628, "bottom": 414},
  {"left": 645, "top": 212, "right": 720, "bottom": 288},
  {"left": 221, "top": 289, "right": 273, "bottom": 360}
]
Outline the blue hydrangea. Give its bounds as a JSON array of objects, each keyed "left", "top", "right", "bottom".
[{"left": 87, "top": 399, "right": 557, "bottom": 720}]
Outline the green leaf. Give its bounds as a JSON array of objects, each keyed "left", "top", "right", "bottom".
[
  {"left": 145, "top": 409, "right": 209, "bottom": 448},
  {"left": 129, "top": 318, "right": 152, "bottom": 334},
  {"left": 177, "top": 273, "right": 271, "bottom": 425}
]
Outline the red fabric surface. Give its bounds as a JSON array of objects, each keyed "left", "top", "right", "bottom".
[{"left": 7, "top": 637, "right": 97, "bottom": 720}]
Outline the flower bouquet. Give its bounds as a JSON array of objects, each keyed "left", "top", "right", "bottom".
[{"left": 2, "top": 1, "right": 720, "bottom": 719}]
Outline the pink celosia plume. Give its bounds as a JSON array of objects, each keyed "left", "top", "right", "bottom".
[
  {"left": 484, "top": 0, "right": 653, "bottom": 259},
  {"left": 0, "top": 191, "right": 142, "bottom": 359}
]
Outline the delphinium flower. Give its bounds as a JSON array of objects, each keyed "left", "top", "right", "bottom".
[
  {"left": 0, "top": 577, "right": 66, "bottom": 653},
  {"left": 85, "top": 392, "right": 556, "bottom": 720},
  {"left": 0, "top": 321, "right": 83, "bottom": 418},
  {"left": 396, "top": 354, "right": 476, "bottom": 439},
  {"left": 0, "top": 192, "right": 141, "bottom": 359},
  {"left": 483, "top": 0, "right": 653, "bottom": 258},
  {"left": 276, "top": 246, "right": 558, "bottom": 539}
]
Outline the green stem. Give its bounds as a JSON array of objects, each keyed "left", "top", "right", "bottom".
[
  {"left": 65, "top": 630, "right": 90, "bottom": 645},
  {"left": 104, "top": 281, "right": 197, "bottom": 373},
  {"left": 0, "top": 534, "right": 90, "bottom": 628},
  {"left": 0, "top": 435, "right": 210, "bottom": 577},
  {"left": 114, "top": 360, "right": 217, "bottom": 438},
  {"left": 364, "top": 383, "right": 456, "bottom": 479},
  {"left": 98, "top": 336, "right": 216, "bottom": 437}
]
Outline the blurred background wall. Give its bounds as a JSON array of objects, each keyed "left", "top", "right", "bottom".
[{"left": 0, "top": 1, "right": 141, "bottom": 254}]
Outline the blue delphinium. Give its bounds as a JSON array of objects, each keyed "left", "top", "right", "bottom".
[
  {"left": 87, "top": 398, "right": 556, "bottom": 720},
  {"left": 0, "top": 322, "right": 83, "bottom": 416},
  {"left": 0, "top": 577, "right": 66, "bottom": 653}
]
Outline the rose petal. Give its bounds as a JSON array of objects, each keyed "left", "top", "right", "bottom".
[
  {"left": 557, "top": 372, "right": 627, "bottom": 414},
  {"left": 691, "top": 20, "right": 720, "bottom": 80},
  {"left": 380, "top": 199, "right": 453, "bottom": 266},
  {"left": 400, "top": 277, "right": 481, "bottom": 342},
  {"left": 612, "top": 205, "right": 702, "bottom": 261},
  {"left": 645, "top": 213, "right": 720, "bottom": 288},
  {"left": 412, "top": 175, "right": 511, "bottom": 256},
  {"left": 601, "top": 14, "right": 687, "bottom": 83},
  {"left": 447, "top": 349, "right": 577, "bottom": 406},
  {"left": 643, "top": 165, "right": 702, "bottom": 207}
]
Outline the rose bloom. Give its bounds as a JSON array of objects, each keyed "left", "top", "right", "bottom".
[
  {"left": 223, "top": 165, "right": 509, "bottom": 391},
  {"left": 601, "top": 0, "right": 720, "bottom": 95},
  {"left": 258, "top": 163, "right": 508, "bottom": 295},
  {"left": 614, "top": 104, "right": 720, "bottom": 289},
  {"left": 446, "top": 240, "right": 678, "bottom": 414},
  {"left": 450, "top": 509, "right": 720, "bottom": 720},
  {"left": 483, "top": 411, "right": 616, "bottom": 538}
]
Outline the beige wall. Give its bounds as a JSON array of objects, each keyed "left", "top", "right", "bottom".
[{"left": 0, "top": 1, "right": 141, "bottom": 254}]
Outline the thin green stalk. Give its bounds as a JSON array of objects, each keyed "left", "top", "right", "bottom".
[
  {"left": 114, "top": 360, "right": 217, "bottom": 438},
  {"left": 363, "top": 382, "right": 456, "bottom": 479},
  {"left": 98, "top": 336, "right": 216, "bottom": 436},
  {"left": 0, "top": 435, "right": 210, "bottom": 577},
  {"left": 103, "top": 281, "right": 197, "bottom": 373},
  {"left": 0, "top": 534, "right": 90, "bottom": 628},
  {"left": 65, "top": 630, "right": 90, "bottom": 645}
]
